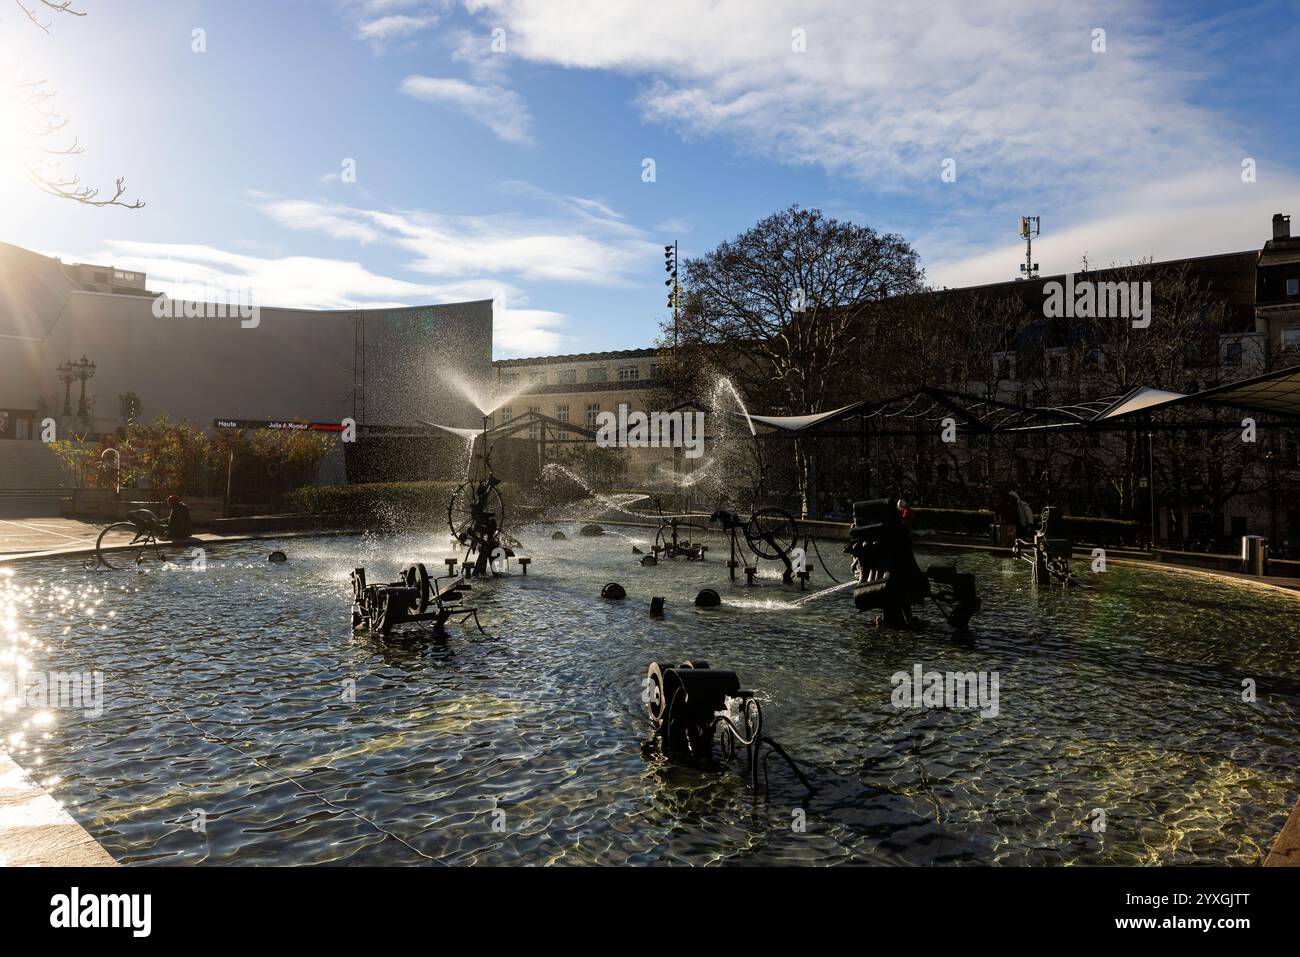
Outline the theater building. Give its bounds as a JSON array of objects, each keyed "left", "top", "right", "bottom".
[{"left": 0, "top": 241, "right": 492, "bottom": 505}]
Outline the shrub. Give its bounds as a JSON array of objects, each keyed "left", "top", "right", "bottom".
[
  {"left": 285, "top": 481, "right": 525, "bottom": 530},
  {"left": 908, "top": 506, "right": 1139, "bottom": 545}
]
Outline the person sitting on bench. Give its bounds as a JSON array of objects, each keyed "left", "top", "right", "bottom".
[{"left": 164, "top": 494, "right": 193, "bottom": 540}]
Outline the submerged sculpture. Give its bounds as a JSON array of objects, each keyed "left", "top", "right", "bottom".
[
  {"left": 710, "top": 506, "right": 800, "bottom": 583},
  {"left": 642, "top": 660, "right": 812, "bottom": 793},
  {"left": 846, "top": 499, "right": 980, "bottom": 630},
  {"left": 651, "top": 513, "right": 708, "bottom": 560},
  {"left": 350, "top": 563, "right": 484, "bottom": 637}
]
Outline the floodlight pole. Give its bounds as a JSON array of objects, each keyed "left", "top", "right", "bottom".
[{"left": 1146, "top": 422, "right": 1157, "bottom": 549}]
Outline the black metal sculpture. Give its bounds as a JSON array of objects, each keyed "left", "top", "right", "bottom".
[
  {"left": 447, "top": 430, "right": 522, "bottom": 577},
  {"left": 1013, "top": 506, "right": 1074, "bottom": 587},
  {"left": 642, "top": 660, "right": 812, "bottom": 793},
  {"left": 350, "top": 563, "right": 484, "bottom": 637},
  {"left": 651, "top": 514, "right": 708, "bottom": 560},
  {"left": 845, "top": 499, "right": 980, "bottom": 630},
  {"left": 710, "top": 506, "right": 800, "bottom": 583}
]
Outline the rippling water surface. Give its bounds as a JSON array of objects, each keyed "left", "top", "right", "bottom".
[{"left": 1, "top": 526, "right": 1297, "bottom": 866}]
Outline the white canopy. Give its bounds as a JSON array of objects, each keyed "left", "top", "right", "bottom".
[
  {"left": 744, "top": 402, "right": 868, "bottom": 433},
  {"left": 1093, "top": 387, "right": 1188, "bottom": 421}
]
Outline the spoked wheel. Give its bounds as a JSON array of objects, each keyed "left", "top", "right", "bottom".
[
  {"left": 448, "top": 481, "right": 506, "bottom": 547},
  {"left": 744, "top": 507, "right": 798, "bottom": 560},
  {"left": 95, "top": 522, "right": 165, "bottom": 570},
  {"left": 403, "top": 563, "right": 431, "bottom": 613}
]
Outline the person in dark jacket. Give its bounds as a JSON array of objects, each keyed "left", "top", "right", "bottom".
[{"left": 164, "top": 494, "right": 193, "bottom": 540}]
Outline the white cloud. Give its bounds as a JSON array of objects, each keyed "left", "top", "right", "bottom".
[
  {"left": 399, "top": 75, "right": 533, "bottom": 144},
  {"left": 460, "top": 0, "right": 1231, "bottom": 192},
  {"left": 356, "top": 14, "right": 436, "bottom": 42},
  {"left": 257, "top": 188, "right": 657, "bottom": 285},
  {"left": 77, "top": 241, "right": 449, "bottom": 310},
  {"left": 927, "top": 170, "right": 1300, "bottom": 288},
  {"left": 340, "top": 0, "right": 442, "bottom": 50},
  {"left": 455, "top": 1, "right": 1286, "bottom": 283},
  {"left": 59, "top": 240, "right": 568, "bottom": 358},
  {"left": 494, "top": 306, "right": 566, "bottom": 356}
]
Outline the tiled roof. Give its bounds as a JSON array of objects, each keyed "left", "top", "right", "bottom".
[{"left": 494, "top": 347, "right": 660, "bottom": 367}]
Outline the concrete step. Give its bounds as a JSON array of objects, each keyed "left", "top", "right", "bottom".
[{"left": 0, "top": 442, "right": 71, "bottom": 490}]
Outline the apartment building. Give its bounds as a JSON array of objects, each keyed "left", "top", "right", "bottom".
[{"left": 492, "top": 348, "right": 674, "bottom": 484}]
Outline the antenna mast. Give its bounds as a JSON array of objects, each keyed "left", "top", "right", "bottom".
[{"left": 1018, "top": 216, "right": 1040, "bottom": 280}]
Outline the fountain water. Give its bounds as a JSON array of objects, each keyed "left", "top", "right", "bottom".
[{"left": 445, "top": 370, "right": 524, "bottom": 418}]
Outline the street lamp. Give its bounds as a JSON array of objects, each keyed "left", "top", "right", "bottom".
[
  {"left": 56, "top": 359, "right": 77, "bottom": 416},
  {"left": 72, "top": 355, "right": 97, "bottom": 420},
  {"left": 1264, "top": 445, "right": 1279, "bottom": 547}
]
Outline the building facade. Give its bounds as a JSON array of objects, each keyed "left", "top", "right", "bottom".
[
  {"left": 0, "top": 241, "right": 493, "bottom": 491},
  {"left": 491, "top": 348, "right": 675, "bottom": 484}
]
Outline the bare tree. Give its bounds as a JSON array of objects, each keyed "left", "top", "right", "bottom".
[
  {"left": 5, "top": 0, "right": 144, "bottom": 207},
  {"left": 665, "top": 205, "right": 924, "bottom": 514}
]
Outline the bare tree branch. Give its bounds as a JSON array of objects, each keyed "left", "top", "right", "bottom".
[
  {"left": 5, "top": 3, "right": 144, "bottom": 208},
  {"left": 11, "top": 0, "right": 85, "bottom": 33}
]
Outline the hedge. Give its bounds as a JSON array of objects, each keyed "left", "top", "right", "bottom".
[
  {"left": 285, "top": 481, "right": 525, "bottom": 529},
  {"left": 909, "top": 506, "right": 1140, "bottom": 545}
]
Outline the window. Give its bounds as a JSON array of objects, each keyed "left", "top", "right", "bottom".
[
  {"left": 1288, "top": 278, "right": 1299, "bottom": 297},
  {"left": 585, "top": 403, "right": 601, "bottom": 428},
  {"left": 501, "top": 372, "right": 520, "bottom": 384},
  {"left": 528, "top": 370, "right": 547, "bottom": 385},
  {"left": 497, "top": 406, "right": 512, "bottom": 426},
  {"left": 558, "top": 369, "right": 577, "bottom": 384},
  {"left": 994, "top": 354, "right": 1014, "bottom": 379},
  {"left": 1224, "top": 340, "right": 1243, "bottom": 367},
  {"left": 528, "top": 406, "right": 541, "bottom": 440},
  {"left": 587, "top": 367, "right": 608, "bottom": 383},
  {"left": 556, "top": 404, "right": 570, "bottom": 439},
  {"left": 617, "top": 365, "right": 640, "bottom": 382},
  {"left": 1282, "top": 329, "right": 1300, "bottom": 352},
  {"left": 649, "top": 364, "right": 661, "bottom": 379}
]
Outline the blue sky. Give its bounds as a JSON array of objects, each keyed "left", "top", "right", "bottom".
[{"left": 3, "top": 0, "right": 1299, "bottom": 358}]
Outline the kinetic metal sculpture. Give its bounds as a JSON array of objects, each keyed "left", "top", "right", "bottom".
[
  {"left": 1013, "top": 506, "right": 1074, "bottom": 587},
  {"left": 642, "top": 660, "right": 811, "bottom": 794},
  {"left": 350, "top": 563, "right": 483, "bottom": 637},
  {"left": 447, "top": 430, "right": 523, "bottom": 577},
  {"left": 846, "top": 499, "right": 980, "bottom": 630}
]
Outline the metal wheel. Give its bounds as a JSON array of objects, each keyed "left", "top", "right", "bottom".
[
  {"left": 448, "top": 481, "right": 506, "bottom": 547},
  {"left": 744, "top": 507, "right": 798, "bottom": 560},
  {"left": 95, "top": 522, "right": 170, "bottom": 569},
  {"left": 403, "top": 563, "right": 431, "bottom": 613}
]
